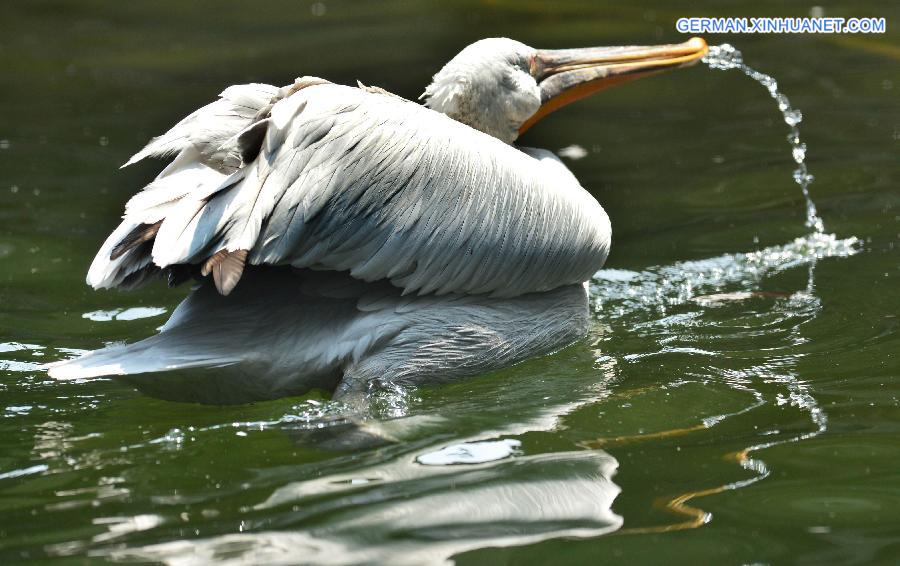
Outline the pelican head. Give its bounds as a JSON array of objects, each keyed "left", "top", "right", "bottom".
[{"left": 423, "top": 36, "right": 708, "bottom": 144}]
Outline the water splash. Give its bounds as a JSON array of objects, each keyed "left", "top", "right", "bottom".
[
  {"left": 592, "top": 232, "right": 858, "bottom": 318},
  {"left": 703, "top": 44, "right": 825, "bottom": 233}
]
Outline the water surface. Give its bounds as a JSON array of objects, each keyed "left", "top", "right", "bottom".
[{"left": 1, "top": 1, "right": 898, "bottom": 563}]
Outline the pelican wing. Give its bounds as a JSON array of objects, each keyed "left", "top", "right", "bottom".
[
  {"left": 90, "top": 83, "right": 610, "bottom": 298},
  {"left": 122, "top": 82, "right": 280, "bottom": 172}
]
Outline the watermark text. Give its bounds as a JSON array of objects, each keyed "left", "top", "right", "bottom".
[{"left": 676, "top": 17, "right": 886, "bottom": 34}]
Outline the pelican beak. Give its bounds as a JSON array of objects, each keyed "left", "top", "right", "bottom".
[{"left": 520, "top": 37, "right": 708, "bottom": 134}]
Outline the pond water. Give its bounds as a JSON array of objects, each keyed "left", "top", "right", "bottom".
[{"left": 1, "top": 1, "right": 898, "bottom": 563}]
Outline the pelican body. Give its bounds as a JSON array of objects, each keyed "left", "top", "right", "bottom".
[{"left": 50, "top": 37, "right": 707, "bottom": 404}]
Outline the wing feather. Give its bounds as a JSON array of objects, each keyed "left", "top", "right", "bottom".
[
  {"left": 122, "top": 83, "right": 279, "bottom": 171},
  {"left": 92, "top": 83, "right": 611, "bottom": 298}
]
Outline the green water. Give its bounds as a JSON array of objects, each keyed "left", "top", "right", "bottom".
[{"left": 1, "top": 1, "right": 898, "bottom": 563}]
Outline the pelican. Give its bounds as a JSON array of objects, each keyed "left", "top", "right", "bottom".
[{"left": 49, "top": 37, "right": 708, "bottom": 404}]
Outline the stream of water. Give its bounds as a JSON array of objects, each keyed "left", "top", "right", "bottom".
[{"left": 703, "top": 43, "right": 825, "bottom": 233}]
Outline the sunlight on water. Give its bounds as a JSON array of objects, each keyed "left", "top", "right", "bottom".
[
  {"left": 703, "top": 44, "right": 825, "bottom": 233},
  {"left": 81, "top": 307, "right": 167, "bottom": 322},
  {"left": 593, "top": 232, "right": 858, "bottom": 317},
  {"left": 592, "top": 229, "right": 859, "bottom": 529},
  {"left": 417, "top": 439, "right": 522, "bottom": 465}
]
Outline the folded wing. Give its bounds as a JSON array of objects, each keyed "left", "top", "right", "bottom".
[{"left": 89, "top": 81, "right": 611, "bottom": 298}]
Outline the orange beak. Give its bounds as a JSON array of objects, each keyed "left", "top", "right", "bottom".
[{"left": 519, "top": 37, "right": 708, "bottom": 134}]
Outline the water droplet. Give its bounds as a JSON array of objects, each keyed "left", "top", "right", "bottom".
[
  {"left": 776, "top": 94, "right": 789, "bottom": 111},
  {"left": 784, "top": 109, "right": 803, "bottom": 126},
  {"left": 792, "top": 168, "right": 814, "bottom": 185},
  {"left": 558, "top": 144, "right": 588, "bottom": 160}
]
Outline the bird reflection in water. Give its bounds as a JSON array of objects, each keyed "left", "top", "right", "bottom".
[{"left": 99, "top": 356, "right": 624, "bottom": 564}]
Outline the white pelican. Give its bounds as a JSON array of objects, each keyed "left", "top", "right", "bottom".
[{"left": 49, "top": 37, "right": 708, "bottom": 404}]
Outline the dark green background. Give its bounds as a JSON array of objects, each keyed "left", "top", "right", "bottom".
[{"left": 0, "top": 1, "right": 897, "bottom": 563}]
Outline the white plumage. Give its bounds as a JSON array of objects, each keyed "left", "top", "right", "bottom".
[{"left": 88, "top": 81, "right": 610, "bottom": 298}]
